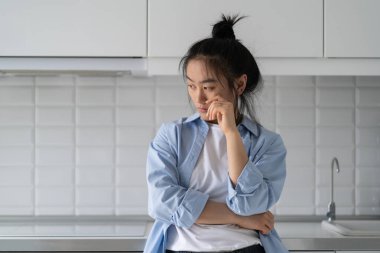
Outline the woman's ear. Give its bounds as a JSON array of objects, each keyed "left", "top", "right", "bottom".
[{"left": 235, "top": 74, "right": 247, "bottom": 95}]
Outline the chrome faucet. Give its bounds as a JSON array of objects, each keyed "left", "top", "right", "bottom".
[{"left": 326, "top": 157, "right": 340, "bottom": 222}]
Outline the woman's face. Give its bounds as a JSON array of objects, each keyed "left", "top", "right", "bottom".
[{"left": 186, "top": 59, "right": 236, "bottom": 121}]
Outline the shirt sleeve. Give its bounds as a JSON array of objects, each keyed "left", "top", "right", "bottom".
[
  {"left": 146, "top": 124, "right": 209, "bottom": 228},
  {"left": 226, "top": 133, "right": 287, "bottom": 216}
]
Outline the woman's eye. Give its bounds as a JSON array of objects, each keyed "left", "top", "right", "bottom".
[
  {"left": 187, "top": 84, "right": 195, "bottom": 89},
  {"left": 204, "top": 86, "right": 215, "bottom": 91}
]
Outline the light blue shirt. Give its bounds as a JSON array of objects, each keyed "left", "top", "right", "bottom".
[{"left": 144, "top": 113, "right": 289, "bottom": 253}]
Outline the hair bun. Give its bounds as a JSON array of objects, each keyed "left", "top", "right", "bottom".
[{"left": 212, "top": 14, "right": 244, "bottom": 40}]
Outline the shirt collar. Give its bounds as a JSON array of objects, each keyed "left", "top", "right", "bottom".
[{"left": 183, "top": 113, "right": 258, "bottom": 136}]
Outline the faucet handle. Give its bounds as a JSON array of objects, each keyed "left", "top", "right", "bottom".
[{"left": 327, "top": 201, "right": 336, "bottom": 222}]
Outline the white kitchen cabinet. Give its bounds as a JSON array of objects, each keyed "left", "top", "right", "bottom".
[
  {"left": 325, "top": 0, "right": 380, "bottom": 57},
  {"left": 148, "top": 0, "right": 323, "bottom": 58},
  {"left": 0, "top": 0, "right": 147, "bottom": 57}
]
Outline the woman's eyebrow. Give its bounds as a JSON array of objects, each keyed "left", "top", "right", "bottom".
[
  {"left": 186, "top": 75, "right": 218, "bottom": 84},
  {"left": 200, "top": 78, "right": 218, "bottom": 84}
]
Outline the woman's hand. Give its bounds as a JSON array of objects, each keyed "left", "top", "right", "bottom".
[
  {"left": 235, "top": 211, "right": 275, "bottom": 235},
  {"left": 205, "top": 96, "right": 237, "bottom": 135}
]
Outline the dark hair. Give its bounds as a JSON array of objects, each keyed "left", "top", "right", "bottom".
[{"left": 180, "top": 14, "right": 263, "bottom": 123}]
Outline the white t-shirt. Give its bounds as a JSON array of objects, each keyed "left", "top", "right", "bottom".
[{"left": 166, "top": 123, "right": 260, "bottom": 252}]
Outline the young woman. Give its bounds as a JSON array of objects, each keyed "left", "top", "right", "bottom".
[{"left": 144, "top": 15, "right": 288, "bottom": 253}]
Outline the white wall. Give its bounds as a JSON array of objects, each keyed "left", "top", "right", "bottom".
[{"left": 0, "top": 75, "right": 379, "bottom": 216}]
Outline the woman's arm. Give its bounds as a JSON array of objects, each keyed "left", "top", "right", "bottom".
[
  {"left": 205, "top": 96, "right": 248, "bottom": 186},
  {"left": 226, "top": 135, "right": 287, "bottom": 215},
  {"left": 196, "top": 200, "right": 274, "bottom": 234},
  {"left": 147, "top": 124, "right": 209, "bottom": 228},
  {"left": 225, "top": 130, "right": 248, "bottom": 186},
  {"left": 206, "top": 96, "right": 287, "bottom": 216}
]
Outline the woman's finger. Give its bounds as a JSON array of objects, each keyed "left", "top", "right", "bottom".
[{"left": 205, "top": 95, "right": 226, "bottom": 104}]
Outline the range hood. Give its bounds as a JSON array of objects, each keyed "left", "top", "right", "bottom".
[{"left": 0, "top": 57, "right": 147, "bottom": 76}]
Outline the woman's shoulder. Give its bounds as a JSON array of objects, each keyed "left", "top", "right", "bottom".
[
  {"left": 160, "top": 114, "right": 198, "bottom": 129},
  {"left": 241, "top": 116, "right": 280, "bottom": 140},
  {"left": 256, "top": 124, "right": 286, "bottom": 153},
  {"left": 257, "top": 124, "right": 280, "bottom": 139},
  {"left": 241, "top": 117, "right": 285, "bottom": 150},
  {"left": 155, "top": 114, "right": 201, "bottom": 138}
]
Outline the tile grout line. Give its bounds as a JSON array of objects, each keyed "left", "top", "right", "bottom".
[
  {"left": 314, "top": 76, "right": 318, "bottom": 215},
  {"left": 73, "top": 75, "right": 78, "bottom": 215},
  {"left": 114, "top": 76, "right": 118, "bottom": 215},
  {"left": 33, "top": 76, "right": 37, "bottom": 215},
  {"left": 354, "top": 76, "right": 357, "bottom": 215}
]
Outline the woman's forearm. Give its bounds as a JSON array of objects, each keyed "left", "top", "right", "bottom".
[
  {"left": 225, "top": 130, "right": 248, "bottom": 186},
  {"left": 196, "top": 200, "right": 238, "bottom": 225},
  {"left": 196, "top": 200, "right": 275, "bottom": 234}
]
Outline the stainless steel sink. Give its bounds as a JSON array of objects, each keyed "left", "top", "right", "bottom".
[{"left": 322, "top": 219, "right": 380, "bottom": 236}]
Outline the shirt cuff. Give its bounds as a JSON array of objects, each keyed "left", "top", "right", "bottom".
[
  {"left": 227, "top": 156, "right": 264, "bottom": 201},
  {"left": 172, "top": 189, "right": 209, "bottom": 228}
]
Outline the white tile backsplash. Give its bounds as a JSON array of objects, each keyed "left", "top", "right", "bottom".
[
  {"left": 76, "top": 167, "right": 114, "bottom": 186},
  {"left": 36, "top": 167, "right": 74, "bottom": 186},
  {"left": 0, "top": 86, "right": 34, "bottom": 105},
  {"left": 277, "top": 86, "right": 315, "bottom": 106},
  {"left": 277, "top": 107, "right": 315, "bottom": 126},
  {"left": 0, "top": 168, "right": 33, "bottom": 186},
  {"left": 116, "top": 167, "right": 146, "bottom": 187},
  {"left": 76, "top": 127, "right": 114, "bottom": 146},
  {"left": 36, "top": 127, "right": 74, "bottom": 145},
  {"left": 357, "top": 127, "right": 380, "bottom": 146},
  {"left": 317, "top": 127, "right": 354, "bottom": 146},
  {"left": 317, "top": 87, "right": 355, "bottom": 107},
  {"left": 117, "top": 86, "right": 155, "bottom": 106},
  {"left": 356, "top": 168, "right": 380, "bottom": 187},
  {"left": 317, "top": 108, "right": 355, "bottom": 126},
  {"left": 0, "top": 187, "right": 33, "bottom": 206},
  {"left": 117, "top": 126, "right": 154, "bottom": 146},
  {"left": 77, "top": 86, "right": 114, "bottom": 105},
  {"left": 117, "top": 107, "right": 155, "bottom": 126},
  {"left": 116, "top": 147, "right": 147, "bottom": 166},
  {"left": 357, "top": 87, "right": 380, "bottom": 106},
  {"left": 0, "top": 147, "right": 34, "bottom": 165},
  {"left": 0, "top": 75, "right": 379, "bottom": 216},
  {"left": 36, "top": 86, "right": 74, "bottom": 105},
  {"left": 0, "top": 127, "right": 34, "bottom": 145},
  {"left": 357, "top": 108, "right": 380, "bottom": 126},
  {"left": 156, "top": 86, "right": 189, "bottom": 106},
  {"left": 76, "top": 147, "right": 114, "bottom": 166},
  {"left": 36, "top": 187, "right": 74, "bottom": 206},
  {"left": 0, "top": 106, "right": 34, "bottom": 125},
  {"left": 76, "top": 187, "right": 114, "bottom": 206},
  {"left": 37, "top": 107, "right": 74, "bottom": 125},
  {"left": 0, "top": 76, "right": 34, "bottom": 86},
  {"left": 36, "top": 147, "right": 74, "bottom": 166},
  {"left": 77, "top": 107, "right": 114, "bottom": 126}
]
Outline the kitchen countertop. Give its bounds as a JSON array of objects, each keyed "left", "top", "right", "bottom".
[{"left": 1, "top": 215, "right": 380, "bottom": 252}]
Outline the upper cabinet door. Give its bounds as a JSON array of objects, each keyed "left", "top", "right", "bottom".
[
  {"left": 325, "top": 0, "right": 380, "bottom": 57},
  {"left": 148, "top": 0, "right": 323, "bottom": 58},
  {"left": 0, "top": 0, "right": 147, "bottom": 57}
]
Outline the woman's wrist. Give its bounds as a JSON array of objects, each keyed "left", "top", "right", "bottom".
[
  {"left": 224, "top": 127, "right": 240, "bottom": 139},
  {"left": 230, "top": 211, "right": 243, "bottom": 226}
]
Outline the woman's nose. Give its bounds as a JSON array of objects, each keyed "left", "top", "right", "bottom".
[{"left": 195, "top": 89, "right": 207, "bottom": 104}]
